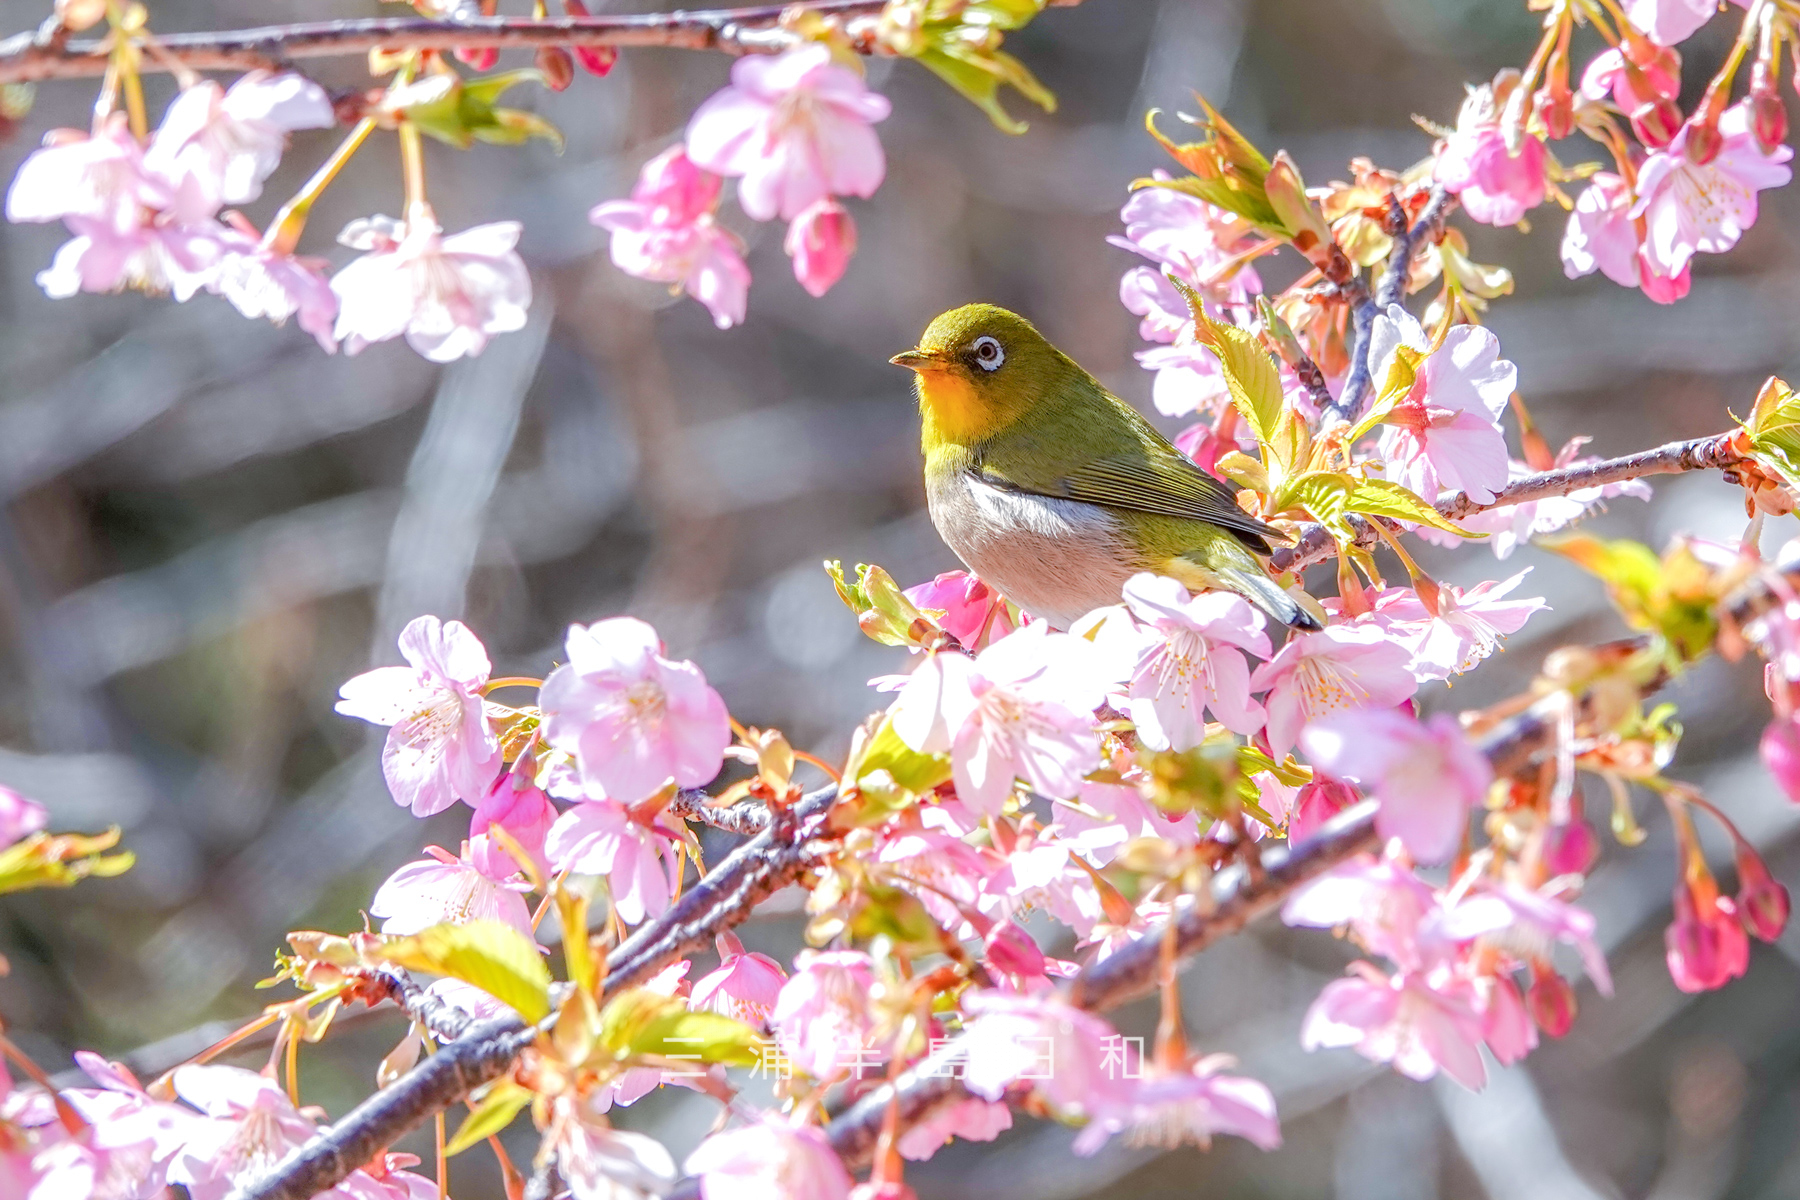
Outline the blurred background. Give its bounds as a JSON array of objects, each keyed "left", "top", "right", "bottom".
[{"left": 0, "top": 0, "right": 1797, "bottom": 1195}]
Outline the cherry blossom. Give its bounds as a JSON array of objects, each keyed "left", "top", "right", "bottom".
[
  {"left": 166, "top": 1066, "right": 321, "bottom": 1200},
  {"left": 335, "top": 614, "right": 500, "bottom": 817},
  {"left": 1368, "top": 305, "right": 1516, "bottom": 505},
  {"left": 1562, "top": 172, "right": 1691, "bottom": 304},
  {"left": 1665, "top": 885, "right": 1749, "bottom": 992},
  {"left": 683, "top": 1118, "right": 852, "bottom": 1200},
  {"left": 1301, "top": 963, "right": 1488, "bottom": 1089},
  {"left": 1434, "top": 87, "right": 1547, "bottom": 227},
  {"left": 6, "top": 117, "right": 161, "bottom": 230},
  {"left": 1762, "top": 715, "right": 1800, "bottom": 803},
  {"left": 207, "top": 231, "right": 340, "bottom": 351},
  {"left": 690, "top": 935, "right": 787, "bottom": 1024},
  {"left": 1457, "top": 882, "right": 1613, "bottom": 994},
  {"left": 545, "top": 1099, "right": 678, "bottom": 1200},
  {"left": 1368, "top": 571, "right": 1547, "bottom": 680},
  {"left": 685, "top": 43, "right": 890, "bottom": 222},
  {"left": 771, "top": 950, "right": 882, "bottom": 1079},
  {"left": 0, "top": 788, "right": 47, "bottom": 847},
  {"left": 544, "top": 800, "right": 681, "bottom": 926},
  {"left": 1301, "top": 709, "right": 1489, "bottom": 863},
  {"left": 1623, "top": 0, "right": 1716, "bottom": 45},
  {"left": 1248, "top": 623, "right": 1418, "bottom": 757},
  {"left": 1288, "top": 778, "right": 1359, "bottom": 843},
  {"left": 895, "top": 1096, "right": 1012, "bottom": 1161},
  {"left": 142, "top": 73, "right": 333, "bottom": 214},
  {"left": 467, "top": 769, "right": 557, "bottom": 882},
  {"left": 902, "top": 571, "right": 1017, "bottom": 648},
  {"left": 1111, "top": 178, "right": 1263, "bottom": 339},
  {"left": 1477, "top": 974, "right": 1538, "bottom": 1065},
  {"left": 590, "top": 145, "right": 751, "bottom": 329},
  {"left": 1282, "top": 846, "right": 1445, "bottom": 969},
  {"left": 539, "top": 617, "right": 730, "bottom": 805},
  {"left": 785, "top": 197, "right": 856, "bottom": 298},
  {"left": 1095, "top": 572, "right": 1271, "bottom": 745},
  {"left": 959, "top": 988, "right": 1130, "bottom": 1115},
  {"left": 886, "top": 624, "right": 1106, "bottom": 815},
  {"left": 369, "top": 845, "right": 534, "bottom": 937},
  {"left": 1072, "top": 1058, "right": 1282, "bottom": 1155},
  {"left": 33, "top": 216, "right": 227, "bottom": 301},
  {"left": 330, "top": 212, "right": 531, "bottom": 362},
  {"left": 1579, "top": 46, "right": 1682, "bottom": 113},
  {"left": 875, "top": 823, "right": 995, "bottom": 930},
  {"left": 1632, "top": 101, "right": 1792, "bottom": 280}
]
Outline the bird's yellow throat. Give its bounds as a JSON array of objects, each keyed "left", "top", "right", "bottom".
[{"left": 915, "top": 367, "right": 999, "bottom": 446}]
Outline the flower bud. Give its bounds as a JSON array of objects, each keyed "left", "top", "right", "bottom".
[
  {"left": 1534, "top": 84, "right": 1574, "bottom": 140},
  {"left": 1735, "top": 848, "right": 1791, "bottom": 942},
  {"left": 454, "top": 45, "right": 500, "bottom": 71},
  {"left": 1761, "top": 716, "right": 1800, "bottom": 803},
  {"left": 1752, "top": 90, "right": 1788, "bottom": 156},
  {"left": 1630, "top": 99, "right": 1683, "bottom": 148},
  {"left": 785, "top": 198, "right": 857, "bottom": 298},
  {"left": 1526, "top": 965, "right": 1577, "bottom": 1038},
  {"left": 1665, "top": 885, "right": 1751, "bottom": 993},
  {"left": 1544, "top": 818, "right": 1601, "bottom": 877},
  {"left": 537, "top": 47, "right": 576, "bottom": 92},
  {"left": 1682, "top": 116, "right": 1724, "bottom": 165},
  {"left": 563, "top": 0, "right": 619, "bottom": 76},
  {"left": 984, "top": 920, "right": 1047, "bottom": 979}
]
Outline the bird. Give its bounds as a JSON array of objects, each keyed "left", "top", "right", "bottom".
[{"left": 891, "top": 302, "right": 1322, "bottom": 633}]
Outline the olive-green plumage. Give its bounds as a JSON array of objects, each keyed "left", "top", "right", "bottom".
[{"left": 893, "top": 303, "right": 1320, "bottom": 631}]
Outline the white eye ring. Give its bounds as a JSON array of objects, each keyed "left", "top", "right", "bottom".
[{"left": 972, "top": 336, "right": 1005, "bottom": 372}]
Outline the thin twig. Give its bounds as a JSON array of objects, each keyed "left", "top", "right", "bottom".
[
  {"left": 0, "top": 0, "right": 889, "bottom": 83},
  {"left": 225, "top": 784, "right": 839, "bottom": 1200},
  {"left": 671, "top": 787, "right": 773, "bottom": 837},
  {"left": 1270, "top": 430, "right": 1746, "bottom": 575}
]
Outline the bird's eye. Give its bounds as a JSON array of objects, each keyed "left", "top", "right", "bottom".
[{"left": 972, "top": 336, "right": 1005, "bottom": 372}]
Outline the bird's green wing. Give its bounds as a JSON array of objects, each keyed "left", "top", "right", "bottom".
[{"left": 1054, "top": 452, "right": 1286, "bottom": 544}]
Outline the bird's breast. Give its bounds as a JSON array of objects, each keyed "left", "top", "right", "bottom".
[{"left": 924, "top": 464, "right": 1142, "bottom": 629}]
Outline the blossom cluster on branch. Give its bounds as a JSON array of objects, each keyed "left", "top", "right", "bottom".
[{"left": 7, "top": 0, "right": 1800, "bottom": 1199}]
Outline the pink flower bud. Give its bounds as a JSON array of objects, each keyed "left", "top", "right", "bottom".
[
  {"left": 784, "top": 198, "right": 857, "bottom": 298},
  {"left": 455, "top": 45, "right": 500, "bottom": 71},
  {"left": 1761, "top": 716, "right": 1800, "bottom": 803},
  {"left": 537, "top": 47, "right": 575, "bottom": 93},
  {"left": 1664, "top": 886, "right": 1751, "bottom": 993},
  {"left": 1735, "top": 849, "right": 1790, "bottom": 942},
  {"left": 1290, "top": 780, "right": 1359, "bottom": 844},
  {"left": 1631, "top": 99, "right": 1683, "bottom": 148},
  {"left": 1526, "top": 965, "right": 1577, "bottom": 1038},
  {"left": 1752, "top": 90, "right": 1788, "bottom": 156},
  {"left": 563, "top": 0, "right": 619, "bottom": 75},
  {"left": 1535, "top": 84, "right": 1574, "bottom": 140},
  {"left": 1543, "top": 819, "right": 1600, "bottom": 877},
  {"left": 983, "top": 920, "right": 1046, "bottom": 979},
  {"left": 1682, "top": 117, "right": 1724, "bottom": 165},
  {"left": 468, "top": 771, "right": 557, "bottom": 881}
]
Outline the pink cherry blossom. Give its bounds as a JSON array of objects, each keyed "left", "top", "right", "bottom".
[
  {"left": 544, "top": 800, "right": 680, "bottom": 926},
  {"left": 1579, "top": 46, "right": 1681, "bottom": 111},
  {"left": 590, "top": 145, "right": 751, "bottom": 330},
  {"left": 330, "top": 212, "right": 531, "bottom": 362},
  {"left": 785, "top": 197, "right": 856, "bottom": 297},
  {"left": 1301, "top": 709, "right": 1489, "bottom": 863},
  {"left": 1110, "top": 178, "right": 1262, "bottom": 343},
  {"left": 369, "top": 845, "right": 534, "bottom": 937},
  {"left": 1665, "top": 885, "right": 1750, "bottom": 992},
  {"left": 1624, "top": 0, "right": 1716, "bottom": 45},
  {"left": 1072, "top": 1058, "right": 1281, "bottom": 1156},
  {"left": 467, "top": 769, "right": 557, "bottom": 882},
  {"left": 691, "top": 938, "right": 787, "bottom": 1025},
  {"left": 895, "top": 1096, "right": 1012, "bottom": 1161},
  {"left": 1476, "top": 974, "right": 1538, "bottom": 1065},
  {"left": 1632, "top": 101, "right": 1792, "bottom": 280},
  {"left": 546, "top": 1100, "right": 677, "bottom": 1200},
  {"left": 33, "top": 216, "right": 227, "bottom": 301},
  {"left": 335, "top": 614, "right": 500, "bottom": 816},
  {"left": 1282, "top": 846, "right": 1444, "bottom": 969},
  {"left": 1368, "top": 305, "right": 1516, "bottom": 504},
  {"left": 1434, "top": 87, "right": 1547, "bottom": 226},
  {"left": 1248, "top": 623, "right": 1418, "bottom": 757},
  {"left": 166, "top": 1066, "right": 320, "bottom": 1200},
  {"left": 1370, "top": 571, "right": 1548, "bottom": 681},
  {"left": 1301, "top": 963, "right": 1488, "bottom": 1089},
  {"left": 1562, "top": 172, "right": 1691, "bottom": 304},
  {"left": 875, "top": 824, "right": 994, "bottom": 930},
  {"left": 959, "top": 988, "right": 1130, "bottom": 1115},
  {"left": 0, "top": 788, "right": 47, "bottom": 848},
  {"left": 685, "top": 43, "right": 890, "bottom": 222},
  {"left": 539, "top": 616, "right": 731, "bottom": 804},
  {"left": 902, "top": 571, "right": 1017, "bottom": 648},
  {"left": 1455, "top": 882, "right": 1613, "bottom": 994},
  {"left": 684, "top": 1118, "right": 852, "bottom": 1200},
  {"left": 1097, "top": 572, "right": 1271, "bottom": 746},
  {"left": 1762, "top": 714, "right": 1800, "bottom": 803},
  {"left": 208, "top": 230, "right": 340, "bottom": 351},
  {"left": 770, "top": 950, "right": 882, "bottom": 1079},
  {"left": 887, "top": 624, "right": 1106, "bottom": 815},
  {"left": 1058, "top": 770, "right": 1202, "bottom": 857},
  {"left": 340, "top": 1154, "right": 443, "bottom": 1200},
  {"left": 142, "top": 73, "right": 333, "bottom": 214},
  {"left": 7, "top": 117, "right": 164, "bottom": 229}
]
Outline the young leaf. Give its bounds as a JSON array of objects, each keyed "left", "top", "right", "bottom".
[
  {"left": 1166, "top": 277, "right": 1287, "bottom": 459},
  {"left": 444, "top": 1079, "right": 532, "bottom": 1156},
  {"left": 1344, "top": 478, "right": 1480, "bottom": 538},
  {"left": 375, "top": 921, "right": 551, "bottom": 1023},
  {"left": 598, "top": 988, "right": 762, "bottom": 1066},
  {"left": 1345, "top": 344, "right": 1424, "bottom": 445},
  {"left": 1740, "top": 375, "right": 1800, "bottom": 486}
]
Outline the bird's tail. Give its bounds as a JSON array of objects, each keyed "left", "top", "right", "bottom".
[{"left": 1165, "top": 549, "right": 1323, "bottom": 632}]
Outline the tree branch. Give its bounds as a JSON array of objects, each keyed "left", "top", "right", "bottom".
[
  {"left": 0, "top": 0, "right": 889, "bottom": 84},
  {"left": 225, "top": 784, "right": 839, "bottom": 1200},
  {"left": 1270, "top": 430, "right": 1747, "bottom": 575}
]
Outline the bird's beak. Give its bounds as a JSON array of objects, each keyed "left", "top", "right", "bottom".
[{"left": 890, "top": 347, "right": 948, "bottom": 371}]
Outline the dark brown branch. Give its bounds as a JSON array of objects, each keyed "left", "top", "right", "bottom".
[
  {"left": 1270, "top": 430, "right": 1746, "bottom": 574},
  {"left": 226, "top": 784, "right": 839, "bottom": 1200},
  {"left": 0, "top": 0, "right": 889, "bottom": 83},
  {"left": 671, "top": 787, "right": 773, "bottom": 838}
]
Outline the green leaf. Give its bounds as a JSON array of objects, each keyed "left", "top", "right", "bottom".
[
  {"left": 1280, "top": 470, "right": 1355, "bottom": 535},
  {"left": 1741, "top": 376, "right": 1800, "bottom": 487},
  {"left": 1344, "top": 478, "right": 1480, "bottom": 538},
  {"left": 444, "top": 1079, "right": 531, "bottom": 1156},
  {"left": 598, "top": 988, "right": 761, "bottom": 1066},
  {"left": 825, "top": 561, "right": 944, "bottom": 648},
  {"left": 1345, "top": 344, "right": 1424, "bottom": 445},
  {"left": 1165, "top": 279, "right": 1287, "bottom": 463},
  {"left": 0, "top": 828, "right": 134, "bottom": 895},
  {"left": 890, "top": 0, "right": 1054, "bottom": 134},
  {"left": 376, "top": 920, "right": 551, "bottom": 1023},
  {"left": 912, "top": 45, "right": 1054, "bottom": 134},
  {"left": 394, "top": 70, "right": 562, "bottom": 151}
]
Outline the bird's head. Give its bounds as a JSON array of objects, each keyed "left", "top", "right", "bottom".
[{"left": 892, "top": 303, "right": 1067, "bottom": 445}]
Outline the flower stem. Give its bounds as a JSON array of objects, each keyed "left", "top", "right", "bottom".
[
  {"left": 263, "top": 117, "right": 378, "bottom": 255},
  {"left": 483, "top": 675, "right": 545, "bottom": 694},
  {"left": 399, "top": 118, "right": 429, "bottom": 224}
]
